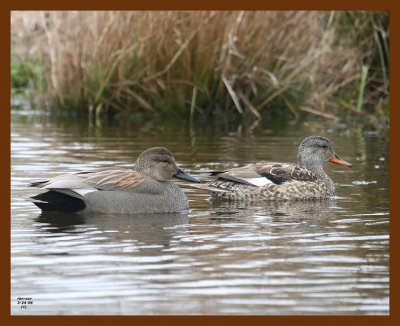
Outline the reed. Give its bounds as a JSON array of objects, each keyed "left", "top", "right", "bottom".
[{"left": 11, "top": 11, "right": 389, "bottom": 120}]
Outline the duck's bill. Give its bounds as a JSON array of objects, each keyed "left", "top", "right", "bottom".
[
  {"left": 174, "top": 168, "right": 201, "bottom": 183},
  {"left": 329, "top": 154, "right": 352, "bottom": 167}
]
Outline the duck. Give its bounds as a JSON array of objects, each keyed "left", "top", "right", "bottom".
[
  {"left": 30, "top": 147, "right": 200, "bottom": 214},
  {"left": 205, "top": 135, "right": 352, "bottom": 200}
]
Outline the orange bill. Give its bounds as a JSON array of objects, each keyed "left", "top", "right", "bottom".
[{"left": 329, "top": 154, "right": 352, "bottom": 167}]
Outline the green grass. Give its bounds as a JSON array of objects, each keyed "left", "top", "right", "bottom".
[{"left": 11, "top": 56, "right": 45, "bottom": 99}]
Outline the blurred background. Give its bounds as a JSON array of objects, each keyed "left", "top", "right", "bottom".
[{"left": 11, "top": 11, "right": 389, "bottom": 129}]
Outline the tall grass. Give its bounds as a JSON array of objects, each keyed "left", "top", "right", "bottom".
[{"left": 11, "top": 11, "right": 389, "bottom": 121}]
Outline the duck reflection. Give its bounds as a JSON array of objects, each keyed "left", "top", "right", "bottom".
[
  {"left": 35, "top": 211, "right": 189, "bottom": 249},
  {"left": 209, "top": 197, "right": 337, "bottom": 223},
  {"left": 36, "top": 212, "right": 86, "bottom": 232}
]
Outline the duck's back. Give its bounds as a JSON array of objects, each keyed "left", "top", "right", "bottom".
[
  {"left": 207, "top": 162, "right": 333, "bottom": 200},
  {"left": 31, "top": 170, "right": 190, "bottom": 214}
]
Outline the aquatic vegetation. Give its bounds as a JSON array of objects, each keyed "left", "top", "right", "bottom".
[{"left": 11, "top": 11, "right": 388, "bottom": 122}]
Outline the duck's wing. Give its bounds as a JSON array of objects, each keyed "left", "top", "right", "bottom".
[
  {"left": 76, "top": 169, "right": 147, "bottom": 190},
  {"left": 30, "top": 169, "right": 160, "bottom": 199},
  {"left": 29, "top": 173, "right": 98, "bottom": 199},
  {"left": 255, "top": 163, "right": 318, "bottom": 184},
  {"left": 213, "top": 163, "right": 317, "bottom": 187},
  {"left": 211, "top": 164, "right": 267, "bottom": 187}
]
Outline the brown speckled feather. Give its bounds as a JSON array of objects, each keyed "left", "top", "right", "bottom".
[
  {"left": 208, "top": 170, "right": 332, "bottom": 201},
  {"left": 255, "top": 163, "right": 318, "bottom": 182},
  {"left": 205, "top": 136, "right": 352, "bottom": 201}
]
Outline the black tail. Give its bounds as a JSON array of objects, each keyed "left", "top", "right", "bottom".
[
  {"left": 31, "top": 191, "right": 86, "bottom": 213},
  {"left": 209, "top": 170, "right": 227, "bottom": 176},
  {"left": 29, "top": 180, "right": 48, "bottom": 187}
]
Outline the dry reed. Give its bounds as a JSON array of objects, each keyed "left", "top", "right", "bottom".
[{"left": 11, "top": 11, "right": 389, "bottom": 120}]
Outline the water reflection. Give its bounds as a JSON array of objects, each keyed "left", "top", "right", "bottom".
[
  {"left": 36, "top": 212, "right": 86, "bottom": 233},
  {"left": 36, "top": 212, "right": 189, "bottom": 248},
  {"left": 210, "top": 198, "right": 336, "bottom": 219},
  {"left": 11, "top": 110, "right": 389, "bottom": 315}
]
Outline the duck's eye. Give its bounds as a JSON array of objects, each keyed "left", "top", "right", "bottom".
[
  {"left": 319, "top": 144, "right": 328, "bottom": 148},
  {"left": 159, "top": 159, "right": 170, "bottom": 163}
]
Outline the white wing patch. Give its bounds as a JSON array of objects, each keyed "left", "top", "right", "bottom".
[
  {"left": 244, "top": 177, "right": 274, "bottom": 187},
  {"left": 40, "top": 174, "right": 98, "bottom": 199}
]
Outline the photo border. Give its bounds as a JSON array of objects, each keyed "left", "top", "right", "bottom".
[{"left": 3, "top": 1, "right": 398, "bottom": 325}]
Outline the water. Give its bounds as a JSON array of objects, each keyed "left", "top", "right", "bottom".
[{"left": 11, "top": 110, "right": 389, "bottom": 315}]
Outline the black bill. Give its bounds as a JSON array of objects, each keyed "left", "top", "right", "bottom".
[{"left": 174, "top": 168, "right": 201, "bottom": 183}]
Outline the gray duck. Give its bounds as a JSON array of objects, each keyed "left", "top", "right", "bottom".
[{"left": 30, "top": 147, "right": 200, "bottom": 214}]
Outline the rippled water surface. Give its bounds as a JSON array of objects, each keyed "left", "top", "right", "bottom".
[{"left": 11, "top": 111, "right": 389, "bottom": 315}]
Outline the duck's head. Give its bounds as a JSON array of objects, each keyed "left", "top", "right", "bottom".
[
  {"left": 135, "top": 147, "right": 200, "bottom": 183},
  {"left": 297, "top": 136, "right": 352, "bottom": 170}
]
